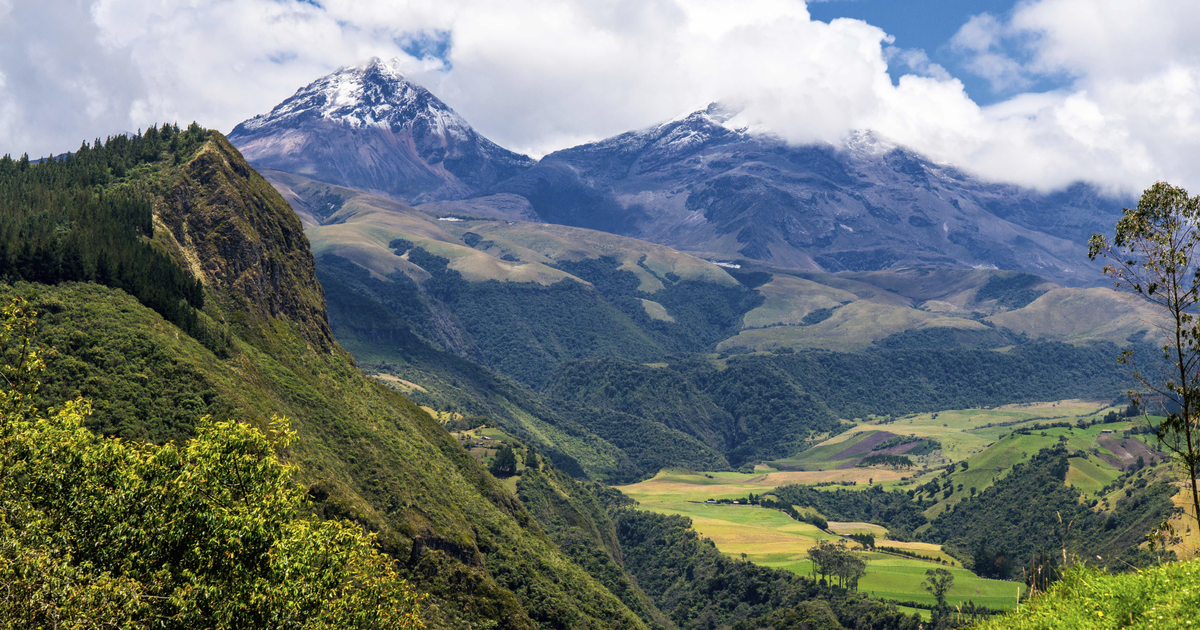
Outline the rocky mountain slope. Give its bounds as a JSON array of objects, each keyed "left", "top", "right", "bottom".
[
  {"left": 229, "top": 58, "right": 534, "bottom": 204},
  {"left": 489, "top": 104, "right": 1126, "bottom": 286}
]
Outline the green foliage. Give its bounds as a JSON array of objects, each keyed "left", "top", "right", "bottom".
[
  {"left": 16, "top": 283, "right": 227, "bottom": 444},
  {"left": 977, "top": 559, "right": 1200, "bottom": 630},
  {"left": 730, "top": 343, "right": 1131, "bottom": 420},
  {"left": 516, "top": 468, "right": 672, "bottom": 630},
  {"left": 772, "top": 484, "right": 930, "bottom": 534},
  {"left": 0, "top": 301, "right": 422, "bottom": 629},
  {"left": 552, "top": 357, "right": 844, "bottom": 467},
  {"left": 0, "top": 125, "right": 212, "bottom": 348},
  {"left": 550, "top": 400, "right": 731, "bottom": 475},
  {"left": 973, "top": 273, "right": 1049, "bottom": 309},
  {"left": 972, "top": 543, "right": 1016, "bottom": 580},
  {"left": 490, "top": 445, "right": 518, "bottom": 477},
  {"left": 545, "top": 359, "right": 740, "bottom": 456},
  {"left": 920, "top": 446, "right": 1178, "bottom": 572},
  {"left": 801, "top": 307, "right": 836, "bottom": 326},
  {"left": 923, "top": 568, "right": 954, "bottom": 609},
  {"left": 857, "top": 454, "right": 914, "bottom": 468},
  {"left": 872, "top": 325, "right": 1023, "bottom": 350},
  {"left": 553, "top": 255, "right": 762, "bottom": 354},
  {"left": 807, "top": 539, "right": 867, "bottom": 590},
  {"left": 406, "top": 247, "right": 663, "bottom": 386},
  {"left": 1090, "top": 181, "right": 1200, "bottom": 531},
  {"left": 679, "top": 359, "right": 843, "bottom": 464}
]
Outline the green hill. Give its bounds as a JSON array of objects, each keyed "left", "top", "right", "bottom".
[{"left": 1, "top": 128, "right": 651, "bottom": 629}]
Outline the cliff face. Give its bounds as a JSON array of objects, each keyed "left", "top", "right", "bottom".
[{"left": 156, "top": 132, "right": 334, "bottom": 351}]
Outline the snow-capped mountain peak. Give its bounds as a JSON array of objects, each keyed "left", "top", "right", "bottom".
[
  {"left": 229, "top": 58, "right": 534, "bottom": 205},
  {"left": 235, "top": 57, "right": 469, "bottom": 138}
]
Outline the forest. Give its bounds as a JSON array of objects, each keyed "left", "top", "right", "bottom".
[{"left": 0, "top": 126, "right": 212, "bottom": 347}]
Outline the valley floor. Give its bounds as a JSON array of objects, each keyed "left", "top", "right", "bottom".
[
  {"left": 618, "top": 468, "right": 1020, "bottom": 611},
  {"left": 617, "top": 398, "right": 1200, "bottom": 614}
]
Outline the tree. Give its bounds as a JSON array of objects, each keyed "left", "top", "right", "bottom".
[
  {"left": 806, "top": 539, "right": 865, "bottom": 590},
  {"left": 923, "top": 567, "right": 954, "bottom": 610},
  {"left": 0, "top": 297, "right": 424, "bottom": 629},
  {"left": 490, "top": 445, "right": 518, "bottom": 478},
  {"left": 1089, "top": 182, "right": 1200, "bottom": 528}
]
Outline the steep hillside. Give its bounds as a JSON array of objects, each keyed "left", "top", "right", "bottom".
[
  {"left": 229, "top": 58, "right": 534, "bottom": 204},
  {"left": 3, "top": 128, "right": 654, "bottom": 629}
]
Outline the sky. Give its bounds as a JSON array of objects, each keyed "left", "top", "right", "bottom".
[{"left": 0, "top": 0, "right": 1198, "bottom": 195}]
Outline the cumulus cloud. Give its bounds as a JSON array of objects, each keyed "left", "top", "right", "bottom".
[
  {"left": 0, "top": 0, "right": 147, "bottom": 157},
  {"left": 1, "top": 0, "right": 1198, "bottom": 196}
]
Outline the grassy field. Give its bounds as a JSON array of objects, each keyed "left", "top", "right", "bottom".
[
  {"left": 617, "top": 468, "right": 1021, "bottom": 610},
  {"left": 763, "top": 400, "right": 1178, "bottom": 521},
  {"left": 613, "top": 399, "right": 1200, "bottom": 611}
]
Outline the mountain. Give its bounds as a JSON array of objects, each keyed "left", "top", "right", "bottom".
[
  {"left": 229, "top": 58, "right": 534, "bottom": 205},
  {"left": 233, "top": 66, "right": 1128, "bottom": 286},
  {"left": 488, "top": 104, "right": 1127, "bottom": 286},
  {"left": 4, "top": 125, "right": 956, "bottom": 630}
]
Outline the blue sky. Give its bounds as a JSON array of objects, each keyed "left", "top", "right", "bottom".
[{"left": 807, "top": 0, "right": 1067, "bottom": 104}]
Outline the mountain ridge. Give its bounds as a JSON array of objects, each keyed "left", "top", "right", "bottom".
[{"left": 230, "top": 66, "right": 1129, "bottom": 286}]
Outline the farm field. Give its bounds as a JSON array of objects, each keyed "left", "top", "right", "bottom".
[
  {"left": 617, "top": 467, "right": 1021, "bottom": 610},
  {"left": 615, "top": 399, "right": 1197, "bottom": 612},
  {"left": 763, "top": 400, "right": 1175, "bottom": 518}
]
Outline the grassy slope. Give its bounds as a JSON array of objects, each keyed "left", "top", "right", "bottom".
[
  {"left": 978, "top": 560, "right": 1200, "bottom": 630},
  {"left": 13, "top": 133, "right": 655, "bottom": 630},
  {"left": 721, "top": 265, "right": 1160, "bottom": 352}
]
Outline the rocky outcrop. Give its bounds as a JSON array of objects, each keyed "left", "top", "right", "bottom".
[{"left": 157, "top": 132, "right": 334, "bottom": 351}]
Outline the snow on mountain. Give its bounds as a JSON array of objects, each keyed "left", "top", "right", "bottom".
[
  {"left": 229, "top": 58, "right": 533, "bottom": 205},
  {"left": 489, "top": 104, "right": 1128, "bottom": 286}
]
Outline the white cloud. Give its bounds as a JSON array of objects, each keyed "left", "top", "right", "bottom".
[{"left": 1, "top": 0, "right": 1198, "bottom": 196}]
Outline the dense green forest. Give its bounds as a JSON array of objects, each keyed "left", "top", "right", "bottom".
[
  {"left": 771, "top": 484, "right": 931, "bottom": 538},
  {"left": 536, "top": 345, "right": 1131, "bottom": 469},
  {"left": 0, "top": 125, "right": 214, "bottom": 348}
]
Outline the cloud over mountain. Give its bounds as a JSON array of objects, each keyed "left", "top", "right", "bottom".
[{"left": 2, "top": 0, "right": 1198, "bottom": 195}]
